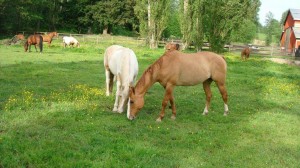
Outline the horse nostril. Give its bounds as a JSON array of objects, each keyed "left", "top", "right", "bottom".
[{"left": 128, "top": 115, "right": 135, "bottom": 120}]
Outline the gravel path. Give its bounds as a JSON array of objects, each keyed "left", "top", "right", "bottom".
[{"left": 266, "top": 58, "right": 300, "bottom": 66}]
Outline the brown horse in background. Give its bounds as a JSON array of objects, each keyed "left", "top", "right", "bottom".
[
  {"left": 42, "top": 32, "right": 58, "bottom": 47},
  {"left": 241, "top": 47, "right": 251, "bottom": 60},
  {"left": 127, "top": 50, "right": 228, "bottom": 121},
  {"left": 15, "top": 34, "right": 25, "bottom": 41},
  {"left": 165, "top": 43, "right": 180, "bottom": 51},
  {"left": 24, "top": 35, "right": 43, "bottom": 53}
]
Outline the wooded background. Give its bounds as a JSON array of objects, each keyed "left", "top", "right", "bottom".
[{"left": 0, "top": 0, "right": 287, "bottom": 52}]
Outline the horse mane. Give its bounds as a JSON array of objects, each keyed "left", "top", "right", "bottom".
[{"left": 135, "top": 52, "right": 171, "bottom": 88}]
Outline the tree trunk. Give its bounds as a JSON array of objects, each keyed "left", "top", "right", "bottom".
[
  {"left": 103, "top": 26, "right": 108, "bottom": 35},
  {"left": 182, "top": 0, "right": 189, "bottom": 50}
]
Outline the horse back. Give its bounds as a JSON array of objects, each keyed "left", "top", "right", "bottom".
[
  {"left": 158, "top": 51, "right": 226, "bottom": 86},
  {"left": 27, "top": 34, "right": 43, "bottom": 44},
  {"left": 104, "top": 45, "right": 124, "bottom": 68},
  {"left": 104, "top": 46, "right": 138, "bottom": 83}
]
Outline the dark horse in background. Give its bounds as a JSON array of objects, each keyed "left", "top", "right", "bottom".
[
  {"left": 24, "top": 35, "right": 43, "bottom": 53},
  {"left": 241, "top": 47, "right": 251, "bottom": 60}
]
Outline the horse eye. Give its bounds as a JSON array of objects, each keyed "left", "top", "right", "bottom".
[{"left": 130, "top": 100, "right": 134, "bottom": 104}]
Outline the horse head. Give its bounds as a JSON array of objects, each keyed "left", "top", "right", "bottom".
[
  {"left": 127, "top": 87, "right": 144, "bottom": 120},
  {"left": 24, "top": 41, "right": 28, "bottom": 52},
  {"left": 17, "top": 34, "right": 25, "bottom": 40},
  {"left": 165, "top": 43, "right": 180, "bottom": 51},
  {"left": 53, "top": 32, "right": 58, "bottom": 37}
]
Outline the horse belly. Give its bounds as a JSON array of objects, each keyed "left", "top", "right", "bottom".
[
  {"left": 176, "top": 66, "right": 210, "bottom": 86},
  {"left": 177, "top": 74, "right": 209, "bottom": 86}
]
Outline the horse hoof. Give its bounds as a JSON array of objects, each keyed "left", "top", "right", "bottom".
[
  {"left": 156, "top": 118, "right": 162, "bottom": 122},
  {"left": 202, "top": 112, "right": 208, "bottom": 115},
  {"left": 112, "top": 107, "right": 118, "bottom": 112},
  {"left": 224, "top": 111, "right": 229, "bottom": 116},
  {"left": 171, "top": 115, "right": 176, "bottom": 120}
]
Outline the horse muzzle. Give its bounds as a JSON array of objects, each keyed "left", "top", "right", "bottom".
[{"left": 128, "top": 115, "right": 136, "bottom": 120}]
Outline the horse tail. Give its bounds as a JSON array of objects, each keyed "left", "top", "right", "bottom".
[
  {"left": 104, "top": 47, "right": 109, "bottom": 69},
  {"left": 39, "top": 35, "right": 43, "bottom": 53},
  {"left": 221, "top": 55, "right": 226, "bottom": 61}
]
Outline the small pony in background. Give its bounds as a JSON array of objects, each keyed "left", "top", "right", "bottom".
[
  {"left": 42, "top": 31, "right": 58, "bottom": 47},
  {"left": 63, "top": 36, "right": 80, "bottom": 48},
  {"left": 24, "top": 35, "right": 43, "bottom": 53},
  {"left": 241, "top": 47, "right": 251, "bottom": 60},
  {"left": 104, "top": 45, "right": 139, "bottom": 114},
  {"left": 165, "top": 43, "right": 180, "bottom": 51}
]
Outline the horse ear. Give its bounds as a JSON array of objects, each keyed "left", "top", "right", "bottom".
[
  {"left": 129, "top": 86, "right": 135, "bottom": 95},
  {"left": 176, "top": 44, "right": 180, "bottom": 50}
]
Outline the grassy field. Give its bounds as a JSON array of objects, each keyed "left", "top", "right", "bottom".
[{"left": 0, "top": 36, "right": 300, "bottom": 167}]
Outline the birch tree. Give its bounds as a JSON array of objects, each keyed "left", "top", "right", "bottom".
[{"left": 135, "top": 0, "right": 171, "bottom": 49}]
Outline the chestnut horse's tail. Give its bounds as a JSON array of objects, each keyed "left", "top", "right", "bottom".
[{"left": 39, "top": 35, "right": 43, "bottom": 53}]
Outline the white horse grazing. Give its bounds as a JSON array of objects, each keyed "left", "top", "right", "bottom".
[
  {"left": 63, "top": 36, "right": 80, "bottom": 48},
  {"left": 104, "top": 45, "right": 139, "bottom": 113}
]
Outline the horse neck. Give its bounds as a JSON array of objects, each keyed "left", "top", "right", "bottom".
[
  {"left": 48, "top": 33, "right": 55, "bottom": 38},
  {"left": 135, "top": 68, "right": 158, "bottom": 96}
]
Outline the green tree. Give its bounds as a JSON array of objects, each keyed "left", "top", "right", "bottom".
[
  {"left": 179, "top": 0, "right": 204, "bottom": 50},
  {"left": 231, "top": 19, "right": 257, "bottom": 43},
  {"left": 81, "top": 0, "right": 136, "bottom": 34},
  {"left": 178, "top": 0, "right": 260, "bottom": 52},
  {"left": 135, "top": 0, "right": 171, "bottom": 49},
  {"left": 163, "top": 1, "right": 181, "bottom": 39},
  {"left": 202, "top": 0, "right": 260, "bottom": 52},
  {"left": 265, "top": 11, "right": 274, "bottom": 46},
  {"left": 0, "top": 0, "right": 63, "bottom": 34}
]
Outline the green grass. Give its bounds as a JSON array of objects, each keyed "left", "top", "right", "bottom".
[{"left": 1, "top": 36, "right": 300, "bottom": 167}]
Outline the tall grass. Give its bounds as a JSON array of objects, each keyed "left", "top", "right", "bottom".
[{"left": 0, "top": 36, "right": 300, "bottom": 167}]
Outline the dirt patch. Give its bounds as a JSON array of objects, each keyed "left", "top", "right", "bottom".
[{"left": 266, "top": 58, "right": 300, "bottom": 66}]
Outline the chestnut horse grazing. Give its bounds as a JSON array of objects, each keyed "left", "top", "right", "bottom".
[
  {"left": 42, "top": 32, "right": 58, "bottom": 47},
  {"left": 165, "top": 43, "right": 180, "bottom": 51},
  {"left": 241, "top": 47, "right": 251, "bottom": 60},
  {"left": 104, "top": 45, "right": 139, "bottom": 113},
  {"left": 24, "top": 35, "right": 43, "bottom": 53},
  {"left": 127, "top": 50, "right": 228, "bottom": 121}
]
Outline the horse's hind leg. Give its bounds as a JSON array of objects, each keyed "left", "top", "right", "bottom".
[
  {"left": 34, "top": 44, "right": 38, "bottom": 52},
  {"left": 215, "top": 81, "right": 229, "bottom": 116},
  {"left": 202, "top": 79, "right": 213, "bottom": 115},
  {"left": 105, "top": 69, "right": 114, "bottom": 96}
]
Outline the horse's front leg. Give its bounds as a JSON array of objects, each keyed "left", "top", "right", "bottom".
[
  {"left": 156, "top": 84, "right": 175, "bottom": 122},
  {"left": 34, "top": 44, "right": 38, "bottom": 52},
  {"left": 117, "top": 88, "right": 128, "bottom": 113}
]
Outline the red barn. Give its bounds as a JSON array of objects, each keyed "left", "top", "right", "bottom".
[{"left": 280, "top": 9, "right": 300, "bottom": 54}]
